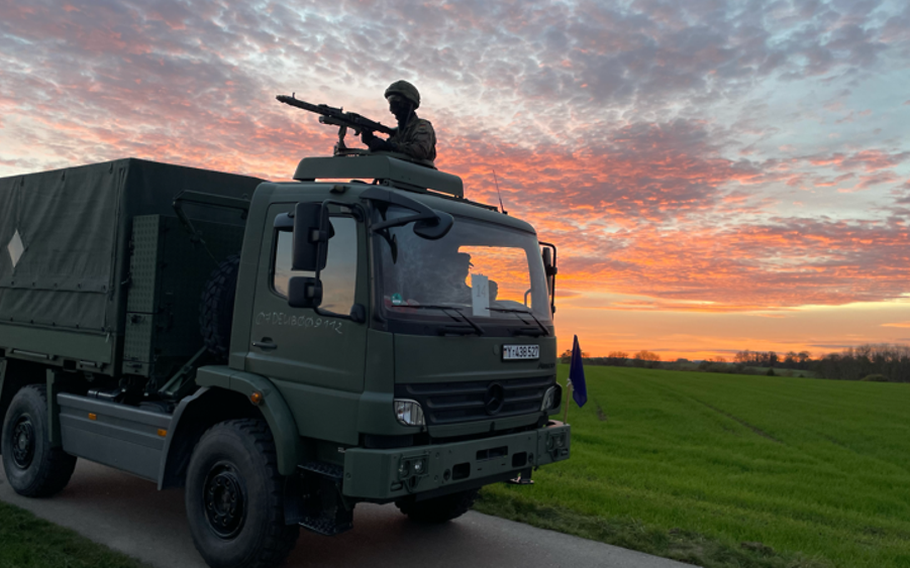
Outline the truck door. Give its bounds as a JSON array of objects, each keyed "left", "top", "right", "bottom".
[{"left": 245, "top": 203, "right": 367, "bottom": 438}]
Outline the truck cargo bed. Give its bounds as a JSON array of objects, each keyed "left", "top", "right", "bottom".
[{"left": 0, "top": 158, "right": 261, "bottom": 376}]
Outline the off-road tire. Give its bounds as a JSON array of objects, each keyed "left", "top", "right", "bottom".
[
  {"left": 200, "top": 254, "right": 240, "bottom": 358},
  {"left": 1, "top": 385, "right": 77, "bottom": 497},
  {"left": 185, "top": 419, "right": 299, "bottom": 568},
  {"left": 395, "top": 488, "right": 479, "bottom": 523}
]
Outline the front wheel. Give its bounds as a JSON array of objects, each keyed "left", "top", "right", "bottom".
[
  {"left": 185, "top": 419, "right": 299, "bottom": 568},
  {"left": 1, "top": 385, "right": 77, "bottom": 497},
  {"left": 395, "top": 488, "right": 479, "bottom": 523}
]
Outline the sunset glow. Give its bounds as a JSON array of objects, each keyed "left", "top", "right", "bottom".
[{"left": 2, "top": 0, "right": 909, "bottom": 359}]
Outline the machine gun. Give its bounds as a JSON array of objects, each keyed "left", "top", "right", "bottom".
[{"left": 276, "top": 94, "right": 394, "bottom": 154}]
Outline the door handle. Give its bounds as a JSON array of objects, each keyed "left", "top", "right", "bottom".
[{"left": 252, "top": 339, "right": 278, "bottom": 351}]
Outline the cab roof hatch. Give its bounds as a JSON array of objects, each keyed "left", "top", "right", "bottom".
[{"left": 293, "top": 155, "right": 464, "bottom": 198}]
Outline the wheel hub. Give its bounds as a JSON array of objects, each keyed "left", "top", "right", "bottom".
[
  {"left": 11, "top": 417, "right": 35, "bottom": 469},
  {"left": 203, "top": 463, "right": 245, "bottom": 539}
]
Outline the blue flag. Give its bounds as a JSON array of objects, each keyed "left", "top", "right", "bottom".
[{"left": 569, "top": 335, "right": 587, "bottom": 407}]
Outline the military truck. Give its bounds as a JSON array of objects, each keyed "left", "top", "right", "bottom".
[{"left": 0, "top": 154, "right": 569, "bottom": 568}]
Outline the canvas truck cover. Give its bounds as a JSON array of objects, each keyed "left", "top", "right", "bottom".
[{"left": 0, "top": 158, "right": 262, "bottom": 365}]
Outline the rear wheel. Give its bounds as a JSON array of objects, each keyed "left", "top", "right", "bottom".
[
  {"left": 1, "top": 385, "right": 77, "bottom": 497},
  {"left": 395, "top": 488, "right": 479, "bottom": 523},
  {"left": 185, "top": 419, "right": 299, "bottom": 568}
]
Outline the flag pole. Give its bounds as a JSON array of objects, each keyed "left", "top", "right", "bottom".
[{"left": 563, "top": 378, "right": 572, "bottom": 424}]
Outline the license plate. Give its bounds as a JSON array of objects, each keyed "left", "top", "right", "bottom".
[{"left": 502, "top": 344, "right": 540, "bottom": 360}]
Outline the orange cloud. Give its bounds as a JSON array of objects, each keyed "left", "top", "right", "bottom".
[{"left": 2, "top": 0, "right": 909, "bottom": 362}]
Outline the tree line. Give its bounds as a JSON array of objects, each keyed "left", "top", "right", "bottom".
[
  {"left": 562, "top": 344, "right": 910, "bottom": 383},
  {"left": 560, "top": 350, "right": 662, "bottom": 368},
  {"left": 814, "top": 344, "right": 910, "bottom": 383},
  {"left": 731, "top": 350, "right": 813, "bottom": 370}
]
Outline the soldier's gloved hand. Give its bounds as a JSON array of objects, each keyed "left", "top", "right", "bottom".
[
  {"left": 360, "top": 130, "right": 375, "bottom": 145},
  {"left": 366, "top": 136, "right": 393, "bottom": 152}
]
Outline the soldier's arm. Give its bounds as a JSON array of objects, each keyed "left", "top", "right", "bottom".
[
  {"left": 389, "top": 121, "right": 436, "bottom": 161},
  {"left": 363, "top": 129, "right": 393, "bottom": 152}
]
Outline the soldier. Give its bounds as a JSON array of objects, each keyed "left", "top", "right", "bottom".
[
  {"left": 361, "top": 80, "right": 437, "bottom": 165},
  {"left": 422, "top": 251, "right": 472, "bottom": 305}
]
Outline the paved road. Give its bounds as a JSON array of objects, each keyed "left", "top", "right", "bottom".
[{"left": 1, "top": 460, "right": 694, "bottom": 568}]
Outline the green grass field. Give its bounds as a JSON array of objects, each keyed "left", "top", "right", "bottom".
[
  {"left": 0, "top": 500, "right": 147, "bottom": 568},
  {"left": 478, "top": 366, "right": 910, "bottom": 568}
]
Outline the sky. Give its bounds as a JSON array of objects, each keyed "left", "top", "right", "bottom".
[{"left": 2, "top": 0, "right": 909, "bottom": 360}]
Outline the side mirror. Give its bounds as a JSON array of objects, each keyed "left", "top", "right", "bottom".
[
  {"left": 542, "top": 247, "right": 558, "bottom": 293},
  {"left": 542, "top": 248, "right": 555, "bottom": 275},
  {"left": 292, "top": 203, "right": 330, "bottom": 272},
  {"left": 361, "top": 186, "right": 454, "bottom": 240},
  {"left": 540, "top": 242, "right": 558, "bottom": 315},
  {"left": 288, "top": 276, "right": 323, "bottom": 308},
  {"left": 414, "top": 211, "right": 454, "bottom": 240}
]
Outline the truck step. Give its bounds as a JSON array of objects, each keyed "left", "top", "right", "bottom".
[
  {"left": 295, "top": 461, "right": 353, "bottom": 536},
  {"left": 298, "top": 512, "right": 353, "bottom": 536},
  {"left": 298, "top": 460, "right": 344, "bottom": 480}
]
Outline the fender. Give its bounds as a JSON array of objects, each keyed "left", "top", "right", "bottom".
[
  {"left": 159, "top": 366, "right": 302, "bottom": 489},
  {"left": 196, "top": 366, "right": 303, "bottom": 476}
]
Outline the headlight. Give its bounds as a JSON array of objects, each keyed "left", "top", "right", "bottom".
[
  {"left": 540, "top": 385, "right": 561, "bottom": 411},
  {"left": 394, "top": 399, "right": 425, "bottom": 426}
]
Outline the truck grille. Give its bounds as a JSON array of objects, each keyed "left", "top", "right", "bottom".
[{"left": 395, "top": 376, "right": 555, "bottom": 425}]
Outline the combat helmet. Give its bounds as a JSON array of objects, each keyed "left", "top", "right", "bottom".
[{"left": 385, "top": 80, "right": 420, "bottom": 109}]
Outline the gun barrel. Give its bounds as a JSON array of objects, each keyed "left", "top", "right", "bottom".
[
  {"left": 276, "top": 95, "right": 324, "bottom": 114},
  {"left": 276, "top": 94, "right": 394, "bottom": 136}
]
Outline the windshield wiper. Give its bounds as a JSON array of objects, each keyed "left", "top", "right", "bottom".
[
  {"left": 487, "top": 307, "right": 550, "bottom": 337},
  {"left": 392, "top": 303, "right": 485, "bottom": 336}
]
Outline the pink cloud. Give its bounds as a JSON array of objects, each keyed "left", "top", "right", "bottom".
[{"left": 1, "top": 0, "right": 908, "bottom": 319}]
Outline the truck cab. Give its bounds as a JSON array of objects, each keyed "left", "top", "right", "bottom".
[{"left": 0, "top": 154, "right": 569, "bottom": 568}]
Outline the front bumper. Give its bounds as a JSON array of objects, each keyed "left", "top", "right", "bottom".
[{"left": 341, "top": 421, "right": 570, "bottom": 501}]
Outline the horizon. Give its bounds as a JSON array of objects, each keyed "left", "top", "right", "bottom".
[{"left": 2, "top": 0, "right": 909, "bottom": 361}]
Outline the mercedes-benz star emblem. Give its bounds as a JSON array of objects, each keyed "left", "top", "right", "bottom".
[{"left": 484, "top": 383, "right": 505, "bottom": 415}]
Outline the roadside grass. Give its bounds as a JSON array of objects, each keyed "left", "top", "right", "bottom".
[
  {"left": 476, "top": 366, "right": 910, "bottom": 568},
  {"left": 0, "top": 500, "right": 148, "bottom": 568}
]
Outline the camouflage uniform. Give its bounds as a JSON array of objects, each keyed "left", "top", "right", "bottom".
[{"left": 388, "top": 117, "right": 437, "bottom": 163}]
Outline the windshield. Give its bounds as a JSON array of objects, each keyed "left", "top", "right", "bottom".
[{"left": 374, "top": 205, "right": 552, "bottom": 331}]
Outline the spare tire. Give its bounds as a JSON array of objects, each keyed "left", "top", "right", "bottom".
[{"left": 200, "top": 254, "right": 240, "bottom": 358}]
